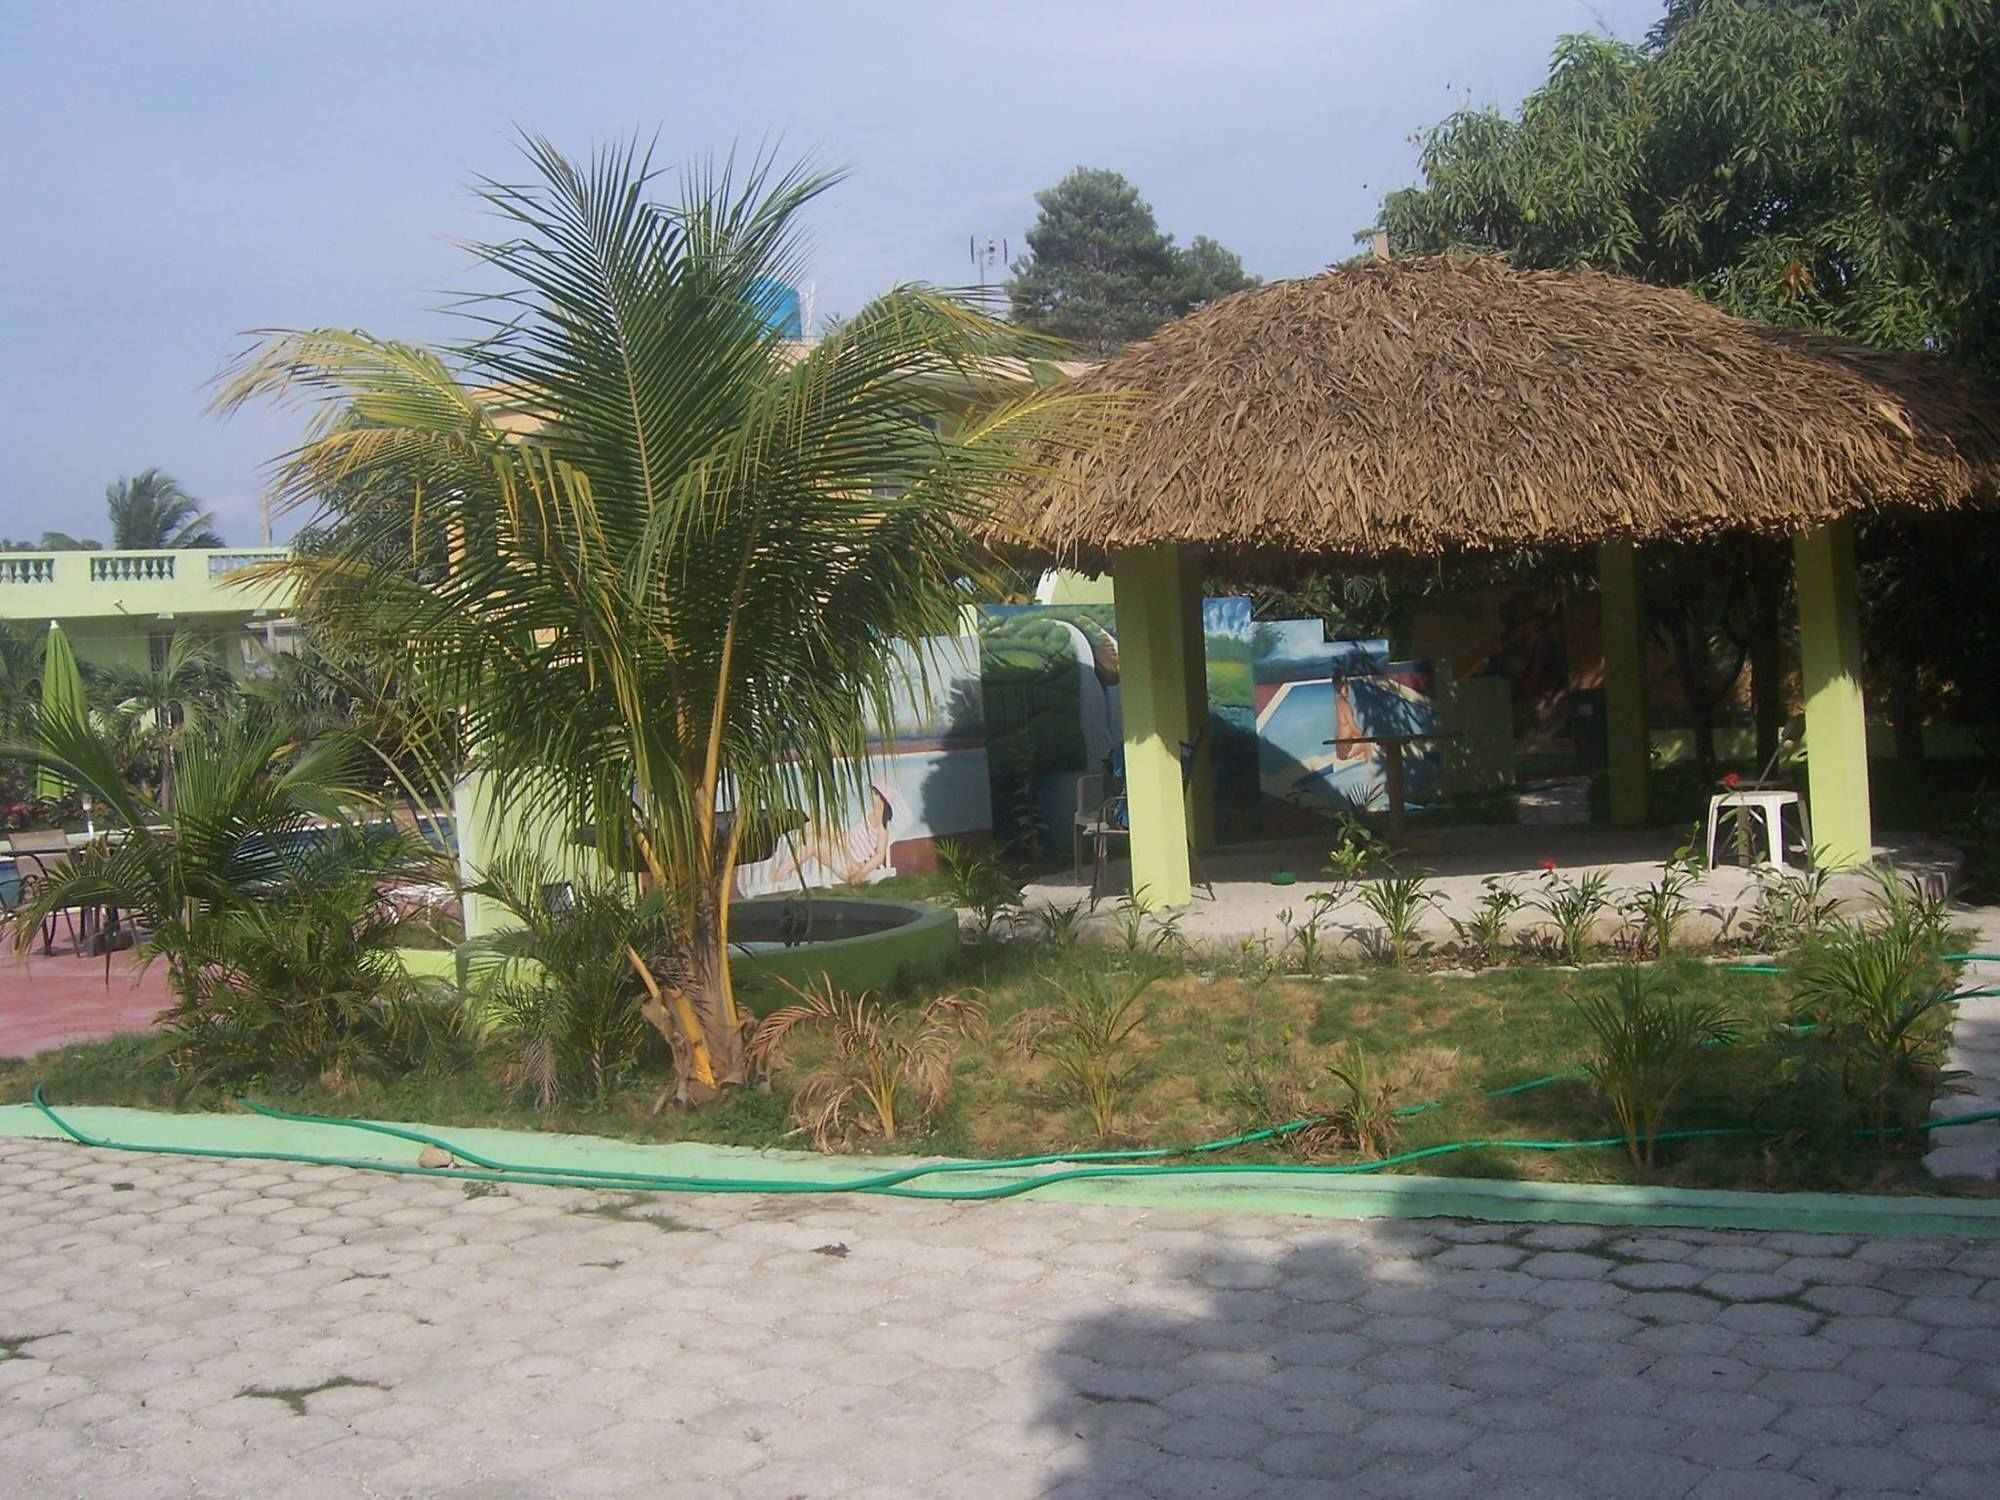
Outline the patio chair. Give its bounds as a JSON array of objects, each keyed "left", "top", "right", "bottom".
[
  {"left": 1073, "top": 771, "right": 1129, "bottom": 900},
  {"left": 1074, "top": 736, "right": 1217, "bottom": 905},
  {"left": 1704, "top": 717, "right": 1811, "bottom": 869},
  {"left": 2, "top": 831, "right": 81, "bottom": 957}
]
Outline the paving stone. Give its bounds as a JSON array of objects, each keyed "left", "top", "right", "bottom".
[
  {"left": 1699, "top": 1271, "right": 1806, "bottom": 1302},
  {"left": 1519, "top": 1251, "right": 1614, "bottom": 1280},
  {"left": 1610, "top": 1260, "right": 1706, "bottom": 1290}
]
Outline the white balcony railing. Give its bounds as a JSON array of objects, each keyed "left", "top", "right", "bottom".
[
  {"left": 0, "top": 556, "right": 56, "bottom": 585},
  {"left": 207, "top": 550, "right": 289, "bottom": 577},
  {"left": 88, "top": 553, "right": 177, "bottom": 583}
]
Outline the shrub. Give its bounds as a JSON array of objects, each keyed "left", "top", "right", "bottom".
[
  {"left": 165, "top": 872, "right": 452, "bottom": 1091},
  {"left": 1227, "top": 1030, "right": 1400, "bottom": 1161},
  {"left": 1861, "top": 863, "right": 1952, "bottom": 955},
  {"left": 1323, "top": 813, "right": 1387, "bottom": 893},
  {"left": 1574, "top": 968, "right": 1738, "bottom": 1168},
  {"left": 1110, "top": 887, "right": 1184, "bottom": 956},
  {"left": 1279, "top": 901, "right": 1335, "bottom": 977},
  {"left": 1622, "top": 869, "right": 1696, "bottom": 959},
  {"left": 749, "top": 979, "right": 984, "bottom": 1149},
  {"left": 464, "top": 854, "right": 667, "bottom": 1112}
]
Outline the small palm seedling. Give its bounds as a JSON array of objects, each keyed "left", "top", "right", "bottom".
[
  {"left": 936, "top": 839, "right": 1023, "bottom": 938},
  {"left": 1012, "top": 965, "right": 1159, "bottom": 1140},
  {"left": 1573, "top": 968, "right": 1738, "bottom": 1168},
  {"left": 1111, "top": 888, "right": 1184, "bottom": 956},
  {"left": 1228, "top": 1031, "right": 1401, "bottom": 1162},
  {"left": 1792, "top": 921, "right": 1969, "bottom": 1142},
  {"left": 1860, "top": 863, "right": 1953, "bottom": 956},
  {"left": 1357, "top": 869, "right": 1437, "bottom": 968},
  {"left": 1323, "top": 1043, "right": 1402, "bottom": 1159},
  {"left": 1746, "top": 861, "right": 1838, "bottom": 953},
  {"left": 1449, "top": 876, "right": 1525, "bottom": 966},
  {"left": 749, "top": 979, "right": 985, "bottom": 1149},
  {"left": 464, "top": 852, "right": 666, "bottom": 1112},
  {"left": 1536, "top": 868, "right": 1612, "bottom": 965},
  {"left": 1622, "top": 868, "right": 1695, "bottom": 959},
  {"left": 1033, "top": 901, "right": 1087, "bottom": 951},
  {"left": 1281, "top": 900, "right": 1335, "bottom": 977}
]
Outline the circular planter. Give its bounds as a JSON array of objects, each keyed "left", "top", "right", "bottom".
[{"left": 728, "top": 897, "right": 960, "bottom": 1009}]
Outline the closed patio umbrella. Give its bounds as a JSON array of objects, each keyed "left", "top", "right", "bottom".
[{"left": 37, "top": 621, "right": 84, "bottom": 805}]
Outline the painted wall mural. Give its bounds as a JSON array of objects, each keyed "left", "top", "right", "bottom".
[
  {"left": 1252, "top": 625, "right": 1439, "bottom": 818},
  {"left": 731, "top": 633, "right": 992, "bottom": 898}
]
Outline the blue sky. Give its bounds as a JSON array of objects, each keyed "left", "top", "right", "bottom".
[{"left": 0, "top": 0, "right": 1660, "bottom": 544}]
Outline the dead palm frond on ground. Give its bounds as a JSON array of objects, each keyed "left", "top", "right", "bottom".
[{"left": 749, "top": 978, "right": 985, "bottom": 1148}]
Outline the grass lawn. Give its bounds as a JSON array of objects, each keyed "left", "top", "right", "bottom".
[{"left": 0, "top": 943, "right": 1959, "bottom": 1197}]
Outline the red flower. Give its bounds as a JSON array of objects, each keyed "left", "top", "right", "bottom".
[
  {"left": 1538, "top": 857, "right": 1558, "bottom": 872},
  {"left": 1721, "top": 771, "right": 1742, "bottom": 789}
]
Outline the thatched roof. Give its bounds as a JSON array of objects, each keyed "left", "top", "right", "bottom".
[{"left": 1000, "top": 255, "right": 2000, "bottom": 570}]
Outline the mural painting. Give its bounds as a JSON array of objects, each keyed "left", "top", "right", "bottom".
[{"left": 731, "top": 633, "right": 992, "bottom": 897}]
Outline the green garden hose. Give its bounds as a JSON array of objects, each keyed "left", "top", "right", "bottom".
[{"left": 30, "top": 1085, "right": 2000, "bottom": 1205}]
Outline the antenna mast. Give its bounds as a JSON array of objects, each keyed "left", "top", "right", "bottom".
[{"left": 970, "top": 234, "right": 1009, "bottom": 289}]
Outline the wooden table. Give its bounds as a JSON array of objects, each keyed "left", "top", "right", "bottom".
[{"left": 1325, "top": 731, "right": 1459, "bottom": 839}]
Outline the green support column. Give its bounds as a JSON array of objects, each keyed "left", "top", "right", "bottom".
[
  {"left": 1794, "top": 521, "right": 1873, "bottom": 867},
  {"left": 1112, "top": 544, "right": 1194, "bottom": 908},
  {"left": 1598, "top": 542, "right": 1649, "bottom": 826},
  {"left": 1178, "top": 548, "right": 1215, "bottom": 854}
]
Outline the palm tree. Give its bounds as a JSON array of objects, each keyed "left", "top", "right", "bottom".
[
  {"left": 0, "top": 622, "right": 40, "bottom": 814},
  {"left": 105, "top": 469, "right": 224, "bottom": 549},
  {"left": 217, "top": 138, "right": 1121, "bottom": 1103},
  {"left": 87, "top": 631, "right": 237, "bottom": 812},
  {"left": 0, "top": 622, "right": 38, "bottom": 736}
]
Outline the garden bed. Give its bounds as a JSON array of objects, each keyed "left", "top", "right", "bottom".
[{"left": 1, "top": 943, "right": 1970, "bottom": 1198}]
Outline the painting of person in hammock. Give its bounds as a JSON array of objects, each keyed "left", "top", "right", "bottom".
[{"left": 733, "top": 780, "right": 905, "bottom": 896}]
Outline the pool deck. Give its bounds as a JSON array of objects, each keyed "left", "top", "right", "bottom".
[{"left": 0, "top": 943, "right": 166, "bottom": 1057}]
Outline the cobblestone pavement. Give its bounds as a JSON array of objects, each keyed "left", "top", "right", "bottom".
[{"left": 4, "top": 1139, "right": 2000, "bottom": 1498}]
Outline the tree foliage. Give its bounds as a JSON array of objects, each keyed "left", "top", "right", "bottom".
[
  {"left": 1373, "top": 0, "right": 2000, "bottom": 761},
  {"left": 105, "top": 469, "right": 224, "bottom": 550},
  {"left": 1008, "top": 167, "right": 1257, "bottom": 353}
]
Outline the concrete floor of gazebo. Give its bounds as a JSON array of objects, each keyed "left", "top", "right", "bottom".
[{"left": 1023, "top": 823, "right": 1961, "bottom": 953}]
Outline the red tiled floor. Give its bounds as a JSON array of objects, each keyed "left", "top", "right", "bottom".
[{"left": 0, "top": 941, "right": 167, "bottom": 1057}]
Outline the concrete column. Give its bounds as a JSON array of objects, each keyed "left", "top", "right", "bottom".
[
  {"left": 1794, "top": 521, "right": 1873, "bottom": 867},
  {"left": 1111, "top": 544, "right": 1194, "bottom": 907},
  {"left": 1598, "top": 542, "right": 1649, "bottom": 826},
  {"left": 1177, "top": 548, "right": 1215, "bottom": 854}
]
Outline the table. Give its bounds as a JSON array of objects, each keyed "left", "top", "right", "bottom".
[{"left": 1324, "top": 731, "right": 1459, "bottom": 839}]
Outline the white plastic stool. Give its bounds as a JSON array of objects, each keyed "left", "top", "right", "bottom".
[{"left": 1705, "top": 790, "right": 1810, "bottom": 869}]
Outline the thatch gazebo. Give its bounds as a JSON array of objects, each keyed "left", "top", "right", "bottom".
[{"left": 1002, "top": 255, "right": 2000, "bottom": 905}]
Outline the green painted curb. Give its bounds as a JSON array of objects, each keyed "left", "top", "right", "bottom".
[{"left": 7, "top": 1103, "right": 1999, "bottom": 1238}]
